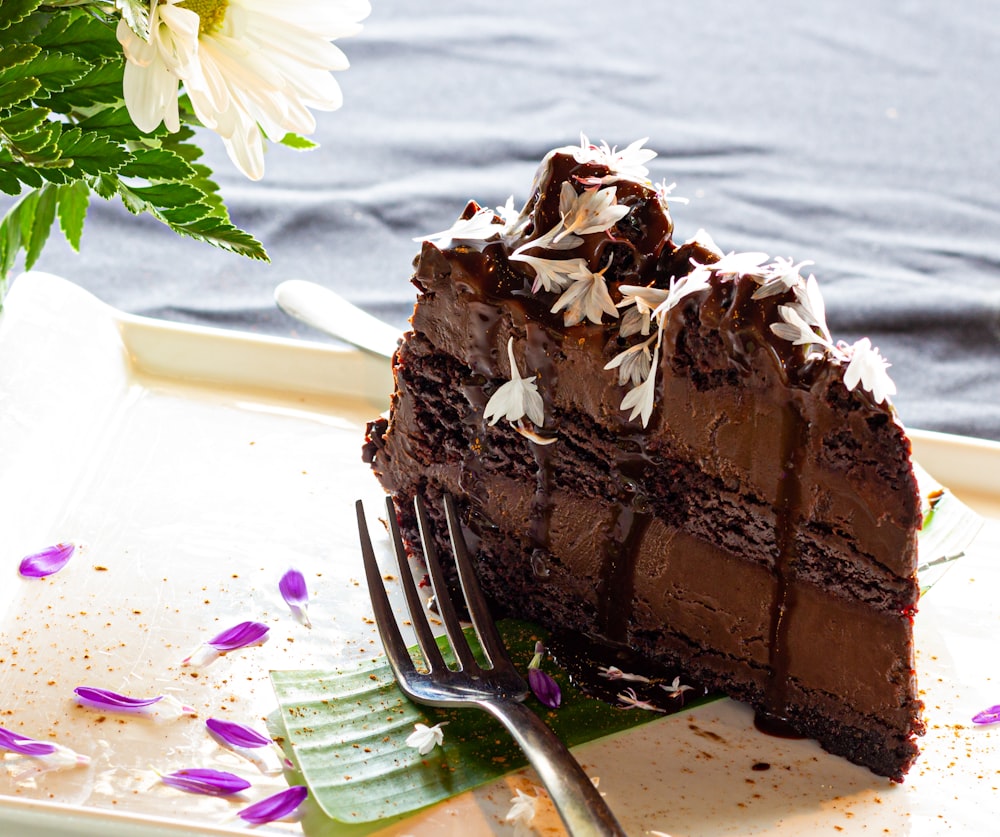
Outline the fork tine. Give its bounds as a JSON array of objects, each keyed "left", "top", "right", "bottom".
[
  {"left": 383, "top": 496, "right": 448, "bottom": 673},
  {"left": 442, "top": 494, "right": 510, "bottom": 669},
  {"left": 355, "top": 500, "right": 418, "bottom": 682},
  {"left": 414, "top": 495, "right": 479, "bottom": 672}
]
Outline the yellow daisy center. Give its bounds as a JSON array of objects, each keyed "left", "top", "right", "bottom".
[{"left": 176, "top": 0, "right": 229, "bottom": 36}]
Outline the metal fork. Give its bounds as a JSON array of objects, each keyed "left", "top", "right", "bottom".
[{"left": 356, "top": 494, "right": 628, "bottom": 837}]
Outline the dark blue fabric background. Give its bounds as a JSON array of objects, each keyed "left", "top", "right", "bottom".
[{"left": 6, "top": 0, "right": 1000, "bottom": 439}]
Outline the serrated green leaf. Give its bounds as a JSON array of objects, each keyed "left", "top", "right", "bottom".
[
  {"left": 118, "top": 147, "right": 198, "bottom": 183},
  {"left": 23, "top": 182, "right": 55, "bottom": 268},
  {"left": 271, "top": 620, "right": 697, "bottom": 824},
  {"left": 122, "top": 180, "right": 206, "bottom": 210},
  {"left": 0, "top": 188, "right": 33, "bottom": 276},
  {"left": 0, "top": 152, "right": 43, "bottom": 192},
  {"left": 0, "top": 0, "right": 43, "bottom": 35},
  {"left": 35, "top": 7, "right": 123, "bottom": 65},
  {"left": 279, "top": 132, "right": 319, "bottom": 151},
  {"left": 0, "top": 105, "right": 47, "bottom": 136},
  {"left": 0, "top": 75, "right": 40, "bottom": 110},
  {"left": 0, "top": 42, "right": 39, "bottom": 73},
  {"left": 116, "top": 0, "right": 151, "bottom": 42},
  {"left": 47, "top": 60, "right": 123, "bottom": 113},
  {"left": 171, "top": 215, "right": 269, "bottom": 261},
  {"left": 6, "top": 120, "right": 67, "bottom": 171},
  {"left": 56, "top": 179, "right": 88, "bottom": 251},
  {"left": 75, "top": 104, "right": 146, "bottom": 143},
  {"left": 6, "top": 47, "right": 89, "bottom": 103},
  {"left": 56, "top": 125, "right": 128, "bottom": 177}
]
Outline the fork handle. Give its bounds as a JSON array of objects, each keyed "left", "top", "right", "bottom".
[{"left": 481, "top": 699, "right": 629, "bottom": 836}]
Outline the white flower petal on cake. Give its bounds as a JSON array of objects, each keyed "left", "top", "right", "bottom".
[
  {"left": 550, "top": 262, "right": 619, "bottom": 326},
  {"left": 843, "top": 337, "right": 896, "bottom": 404},
  {"left": 484, "top": 337, "right": 545, "bottom": 427}
]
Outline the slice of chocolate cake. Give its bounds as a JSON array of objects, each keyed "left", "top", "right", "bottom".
[{"left": 363, "top": 137, "right": 925, "bottom": 780}]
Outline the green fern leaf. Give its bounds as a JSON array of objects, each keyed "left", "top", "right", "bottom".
[
  {"left": 0, "top": 0, "right": 43, "bottom": 35},
  {"left": 55, "top": 179, "right": 89, "bottom": 251}
]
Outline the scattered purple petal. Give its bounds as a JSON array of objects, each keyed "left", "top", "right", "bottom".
[
  {"left": 528, "top": 667, "right": 562, "bottom": 709},
  {"left": 206, "top": 718, "right": 271, "bottom": 749},
  {"left": 0, "top": 726, "right": 89, "bottom": 771},
  {"left": 183, "top": 621, "right": 270, "bottom": 666},
  {"left": 972, "top": 704, "right": 1000, "bottom": 725},
  {"left": 206, "top": 718, "right": 285, "bottom": 774},
  {"left": 279, "top": 569, "right": 312, "bottom": 628},
  {"left": 74, "top": 687, "right": 195, "bottom": 721},
  {"left": 18, "top": 543, "right": 75, "bottom": 578},
  {"left": 207, "top": 621, "right": 270, "bottom": 652},
  {"left": 238, "top": 785, "right": 308, "bottom": 825},
  {"left": 0, "top": 725, "right": 56, "bottom": 757},
  {"left": 160, "top": 768, "right": 252, "bottom": 796}
]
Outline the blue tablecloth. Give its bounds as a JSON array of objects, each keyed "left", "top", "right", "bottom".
[{"left": 7, "top": 0, "right": 1000, "bottom": 439}]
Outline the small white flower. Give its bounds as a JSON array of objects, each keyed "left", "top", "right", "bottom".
[
  {"left": 550, "top": 261, "right": 619, "bottom": 326},
  {"left": 511, "top": 254, "right": 588, "bottom": 294},
  {"left": 597, "top": 665, "right": 651, "bottom": 684},
  {"left": 619, "top": 338, "right": 660, "bottom": 428},
  {"left": 751, "top": 257, "right": 814, "bottom": 299},
  {"left": 572, "top": 134, "right": 658, "bottom": 184},
  {"left": 791, "top": 273, "right": 832, "bottom": 342},
  {"left": 699, "top": 250, "right": 770, "bottom": 280},
  {"left": 654, "top": 179, "right": 689, "bottom": 205},
  {"left": 842, "top": 337, "right": 896, "bottom": 404},
  {"left": 616, "top": 284, "right": 670, "bottom": 337},
  {"left": 484, "top": 337, "right": 545, "bottom": 427},
  {"left": 649, "top": 271, "right": 713, "bottom": 324},
  {"left": 604, "top": 336, "right": 655, "bottom": 387},
  {"left": 553, "top": 181, "right": 631, "bottom": 244},
  {"left": 660, "top": 676, "right": 694, "bottom": 700},
  {"left": 771, "top": 304, "right": 822, "bottom": 347},
  {"left": 405, "top": 721, "right": 448, "bottom": 756},
  {"left": 417, "top": 207, "right": 504, "bottom": 245},
  {"left": 506, "top": 787, "right": 539, "bottom": 834},
  {"left": 616, "top": 687, "right": 666, "bottom": 713}
]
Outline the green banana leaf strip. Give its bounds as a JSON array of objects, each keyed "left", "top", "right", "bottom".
[{"left": 270, "top": 619, "right": 709, "bottom": 824}]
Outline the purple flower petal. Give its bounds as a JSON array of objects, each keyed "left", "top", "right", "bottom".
[
  {"left": 160, "top": 768, "right": 252, "bottom": 796},
  {"left": 0, "top": 725, "right": 57, "bottom": 757},
  {"left": 74, "top": 686, "right": 162, "bottom": 710},
  {"left": 279, "top": 569, "right": 312, "bottom": 627},
  {"left": 238, "top": 785, "right": 308, "bottom": 824},
  {"left": 207, "top": 621, "right": 270, "bottom": 652},
  {"left": 972, "top": 704, "right": 1000, "bottom": 725},
  {"left": 206, "top": 718, "right": 272, "bottom": 750},
  {"left": 18, "top": 543, "right": 75, "bottom": 578},
  {"left": 74, "top": 687, "right": 195, "bottom": 720},
  {"left": 278, "top": 569, "right": 308, "bottom": 607},
  {"left": 528, "top": 667, "right": 562, "bottom": 709}
]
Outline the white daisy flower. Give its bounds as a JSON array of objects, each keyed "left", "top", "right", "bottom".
[{"left": 118, "top": 0, "right": 371, "bottom": 180}]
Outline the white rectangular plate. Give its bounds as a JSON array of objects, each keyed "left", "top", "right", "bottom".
[{"left": 1, "top": 271, "right": 998, "bottom": 836}]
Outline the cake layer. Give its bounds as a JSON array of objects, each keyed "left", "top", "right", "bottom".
[
  {"left": 366, "top": 456, "right": 924, "bottom": 780},
  {"left": 411, "top": 244, "right": 921, "bottom": 579}
]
